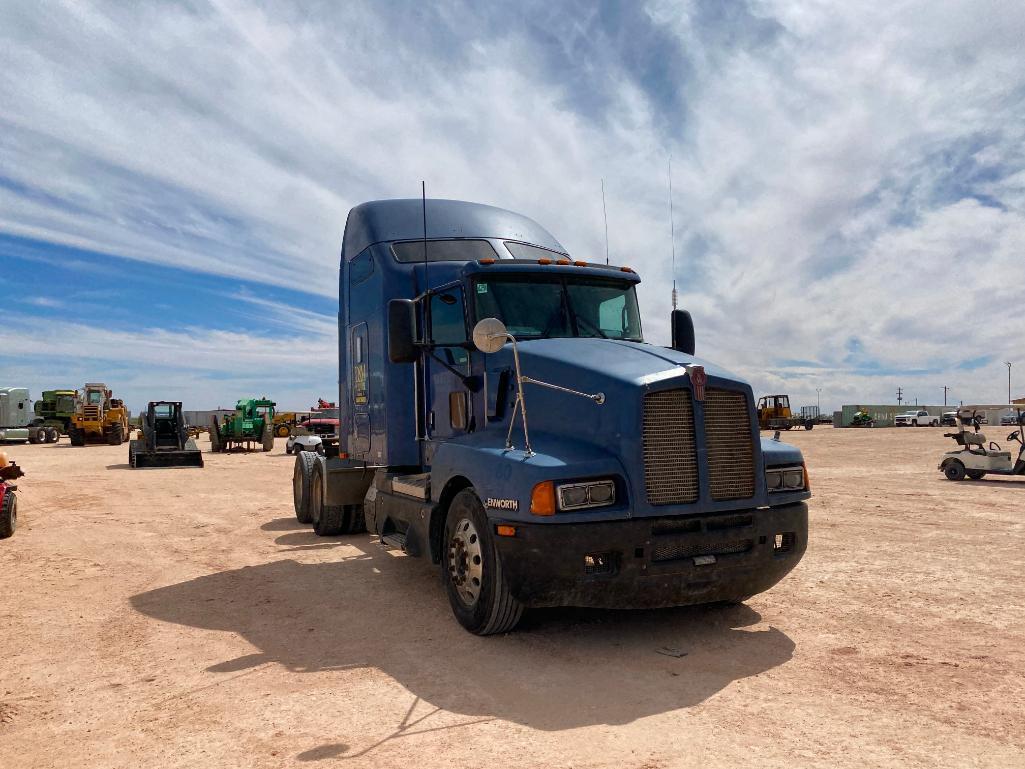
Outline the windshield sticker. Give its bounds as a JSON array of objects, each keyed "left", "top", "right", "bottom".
[{"left": 477, "top": 284, "right": 488, "bottom": 294}]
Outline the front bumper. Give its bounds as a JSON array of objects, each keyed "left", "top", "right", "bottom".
[{"left": 493, "top": 503, "right": 808, "bottom": 609}]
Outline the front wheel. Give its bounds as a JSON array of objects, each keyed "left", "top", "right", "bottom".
[
  {"left": 275, "top": 424, "right": 290, "bottom": 438},
  {"left": 442, "top": 489, "right": 523, "bottom": 635},
  {"left": 0, "top": 490, "right": 16, "bottom": 538},
  {"left": 107, "top": 424, "right": 124, "bottom": 446},
  {"left": 943, "top": 462, "right": 966, "bottom": 481}
]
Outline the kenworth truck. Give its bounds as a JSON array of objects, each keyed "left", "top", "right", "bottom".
[{"left": 293, "top": 199, "right": 809, "bottom": 635}]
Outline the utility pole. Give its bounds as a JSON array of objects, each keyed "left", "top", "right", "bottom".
[
  {"left": 942, "top": 385, "right": 949, "bottom": 406},
  {"left": 816, "top": 388, "right": 821, "bottom": 411},
  {"left": 1006, "top": 361, "right": 1013, "bottom": 403},
  {"left": 896, "top": 387, "right": 903, "bottom": 405}
]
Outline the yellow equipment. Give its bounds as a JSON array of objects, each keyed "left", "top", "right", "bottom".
[
  {"left": 273, "top": 412, "right": 299, "bottom": 437},
  {"left": 757, "top": 394, "right": 813, "bottom": 431},
  {"left": 68, "top": 383, "right": 130, "bottom": 446}
]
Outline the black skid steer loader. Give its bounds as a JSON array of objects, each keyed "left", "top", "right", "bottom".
[{"left": 129, "top": 402, "right": 204, "bottom": 468}]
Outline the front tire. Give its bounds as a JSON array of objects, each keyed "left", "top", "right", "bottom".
[
  {"left": 107, "top": 424, "right": 124, "bottom": 446},
  {"left": 68, "top": 426, "right": 85, "bottom": 446},
  {"left": 276, "top": 424, "right": 290, "bottom": 438},
  {"left": 944, "top": 461, "right": 966, "bottom": 481},
  {"left": 442, "top": 489, "right": 523, "bottom": 635},
  {"left": 0, "top": 491, "right": 16, "bottom": 538}
]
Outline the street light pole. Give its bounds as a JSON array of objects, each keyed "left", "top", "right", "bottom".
[
  {"left": 816, "top": 388, "right": 821, "bottom": 412},
  {"left": 1007, "top": 361, "right": 1013, "bottom": 403},
  {"left": 942, "top": 385, "right": 949, "bottom": 407}
]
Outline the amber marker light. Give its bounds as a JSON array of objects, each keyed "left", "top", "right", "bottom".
[
  {"left": 479, "top": 258, "right": 496, "bottom": 264},
  {"left": 538, "top": 258, "right": 552, "bottom": 265},
  {"left": 530, "top": 481, "right": 556, "bottom": 515},
  {"left": 573, "top": 260, "right": 588, "bottom": 266},
  {"left": 556, "top": 258, "right": 571, "bottom": 265},
  {"left": 803, "top": 463, "right": 811, "bottom": 491},
  {"left": 620, "top": 266, "right": 635, "bottom": 273},
  {"left": 496, "top": 524, "right": 517, "bottom": 537}
]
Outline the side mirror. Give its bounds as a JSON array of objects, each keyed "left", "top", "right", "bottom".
[
  {"left": 472, "top": 318, "right": 509, "bottom": 354},
  {"left": 670, "top": 309, "right": 695, "bottom": 355},
  {"left": 388, "top": 299, "right": 419, "bottom": 363}
]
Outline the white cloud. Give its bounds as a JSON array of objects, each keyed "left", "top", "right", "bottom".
[{"left": 1, "top": 0, "right": 1024, "bottom": 408}]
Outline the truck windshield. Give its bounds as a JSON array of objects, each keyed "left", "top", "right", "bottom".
[{"left": 474, "top": 276, "right": 642, "bottom": 341}]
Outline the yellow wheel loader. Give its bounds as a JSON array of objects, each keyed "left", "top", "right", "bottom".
[{"left": 68, "top": 383, "right": 130, "bottom": 446}]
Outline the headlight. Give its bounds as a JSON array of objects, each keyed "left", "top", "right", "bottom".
[
  {"left": 557, "top": 480, "right": 616, "bottom": 511},
  {"left": 767, "top": 465, "right": 805, "bottom": 492}
]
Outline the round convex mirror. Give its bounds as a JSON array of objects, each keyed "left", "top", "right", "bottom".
[{"left": 472, "top": 318, "right": 508, "bottom": 354}]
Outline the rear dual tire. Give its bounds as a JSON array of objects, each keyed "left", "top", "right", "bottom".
[
  {"left": 292, "top": 451, "right": 317, "bottom": 524},
  {"left": 309, "top": 462, "right": 366, "bottom": 536}
]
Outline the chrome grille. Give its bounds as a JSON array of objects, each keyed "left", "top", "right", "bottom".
[
  {"left": 643, "top": 389, "right": 698, "bottom": 505},
  {"left": 704, "top": 388, "right": 756, "bottom": 500}
]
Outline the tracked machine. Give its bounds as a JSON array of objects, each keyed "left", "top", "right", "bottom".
[{"left": 129, "top": 402, "right": 204, "bottom": 468}]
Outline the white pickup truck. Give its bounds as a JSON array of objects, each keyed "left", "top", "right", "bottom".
[{"left": 895, "top": 409, "right": 939, "bottom": 427}]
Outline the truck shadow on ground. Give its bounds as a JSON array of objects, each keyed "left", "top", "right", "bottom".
[{"left": 130, "top": 544, "right": 795, "bottom": 732}]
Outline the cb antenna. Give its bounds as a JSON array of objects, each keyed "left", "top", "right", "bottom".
[
  {"left": 668, "top": 156, "right": 677, "bottom": 310},
  {"left": 421, "top": 180, "right": 429, "bottom": 292},
  {"left": 601, "top": 177, "right": 610, "bottom": 265}
]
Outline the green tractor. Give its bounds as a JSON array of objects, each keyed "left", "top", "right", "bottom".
[
  {"left": 209, "top": 398, "right": 276, "bottom": 452},
  {"left": 33, "top": 389, "right": 78, "bottom": 437}
]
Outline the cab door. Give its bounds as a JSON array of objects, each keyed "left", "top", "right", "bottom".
[
  {"left": 425, "top": 287, "right": 472, "bottom": 455},
  {"left": 350, "top": 322, "right": 371, "bottom": 455}
]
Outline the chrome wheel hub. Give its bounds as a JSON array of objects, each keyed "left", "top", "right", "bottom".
[{"left": 448, "top": 517, "right": 483, "bottom": 607}]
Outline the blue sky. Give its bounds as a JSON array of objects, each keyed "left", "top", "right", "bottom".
[{"left": 2, "top": 0, "right": 1024, "bottom": 411}]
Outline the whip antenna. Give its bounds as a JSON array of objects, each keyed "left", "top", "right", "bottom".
[
  {"left": 421, "top": 180, "right": 429, "bottom": 290},
  {"left": 601, "top": 177, "right": 610, "bottom": 265},
  {"left": 668, "top": 156, "right": 677, "bottom": 310}
]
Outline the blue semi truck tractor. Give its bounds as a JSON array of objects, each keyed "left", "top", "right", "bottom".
[{"left": 293, "top": 198, "right": 809, "bottom": 635}]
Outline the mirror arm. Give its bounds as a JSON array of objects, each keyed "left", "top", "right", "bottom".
[{"left": 520, "top": 376, "right": 605, "bottom": 405}]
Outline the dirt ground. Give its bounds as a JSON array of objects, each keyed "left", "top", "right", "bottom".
[{"left": 2, "top": 426, "right": 1023, "bottom": 768}]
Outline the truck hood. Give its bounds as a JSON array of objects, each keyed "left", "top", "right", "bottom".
[
  {"left": 506, "top": 337, "right": 742, "bottom": 387},
  {"left": 483, "top": 337, "right": 752, "bottom": 462}
]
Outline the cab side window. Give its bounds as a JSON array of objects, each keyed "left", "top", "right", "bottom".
[{"left": 430, "top": 289, "right": 468, "bottom": 364}]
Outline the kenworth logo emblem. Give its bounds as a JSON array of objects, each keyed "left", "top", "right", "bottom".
[
  {"left": 486, "top": 498, "right": 519, "bottom": 511},
  {"left": 688, "top": 365, "right": 707, "bottom": 401}
]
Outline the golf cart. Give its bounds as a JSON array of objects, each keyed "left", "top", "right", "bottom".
[
  {"left": 938, "top": 405, "right": 1025, "bottom": 481},
  {"left": 285, "top": 417, "right": 339, "bottom": 455}
]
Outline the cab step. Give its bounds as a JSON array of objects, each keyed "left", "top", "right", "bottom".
[
  {"left": 380, "top": 532, "right": 407, "bottom": 551},
  {"left": 391, "top": 473, "right": 430, "bottom": 500}
]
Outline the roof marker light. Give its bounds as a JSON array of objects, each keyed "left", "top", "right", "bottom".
[
  {"left": 620, "top": 266, "right": 635, "bottom": 273},
  {"left": 479, "top": 258, "right": 496, "bottom": 265},
  {"left": 538, "top": 258, "right": 552, "bottom": 265},
  {"left": 573, "top": 261, "right": 588, "bottom": 267},
  {"left": 556, "top": 258, "right": 571, "bottom": 266}
]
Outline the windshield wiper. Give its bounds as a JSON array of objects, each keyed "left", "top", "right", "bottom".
[{"left": 573, "top": 313, "right": 609, "bottom": 339}]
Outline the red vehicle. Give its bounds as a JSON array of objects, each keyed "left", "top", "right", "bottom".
[{"left": 0, "top": 451, "right": 24, "bottom": 538}]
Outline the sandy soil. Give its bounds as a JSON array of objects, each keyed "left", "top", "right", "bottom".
[{"left": 1, "top": 426, "right": 1023, "bottom": 768}]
